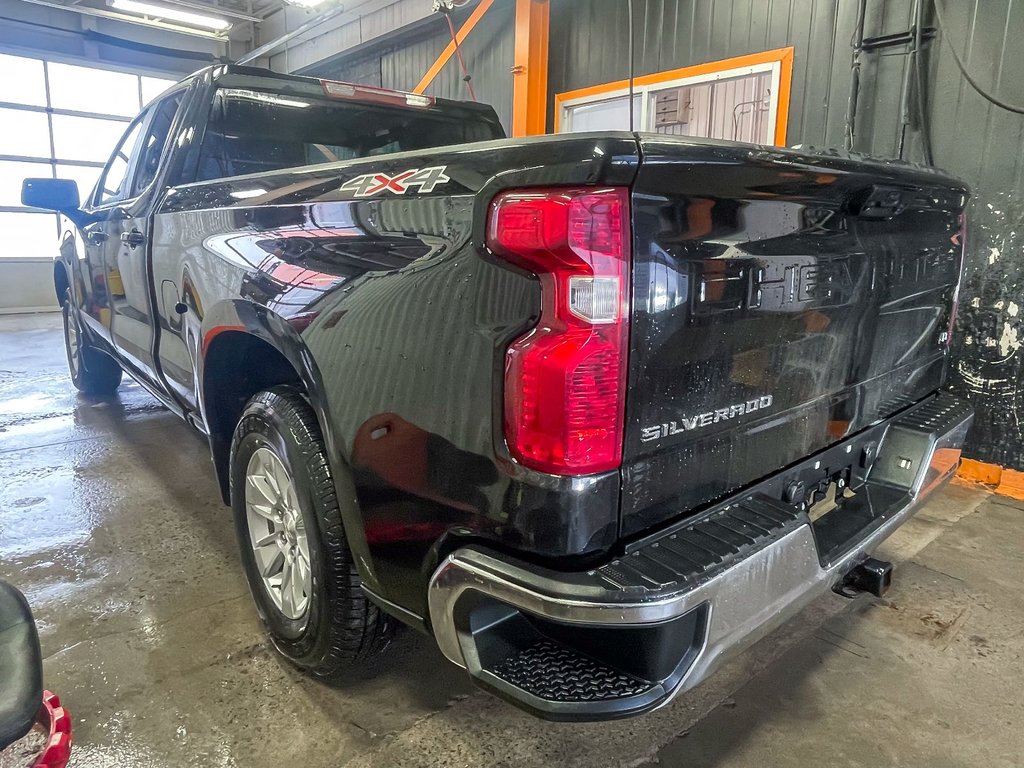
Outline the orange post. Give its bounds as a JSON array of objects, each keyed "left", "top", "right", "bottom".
[{"left": 511, "top": 0, "right": 550, "bottom": 137}]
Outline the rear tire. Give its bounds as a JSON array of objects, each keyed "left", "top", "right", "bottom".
[
  {"left": 230, "top": 387, "right": 394, "bottom": 676},
  {"left": 62, "top": 295, "right": 122, "bottom": 395}
]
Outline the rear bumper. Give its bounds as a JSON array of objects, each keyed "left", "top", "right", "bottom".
[{"left": 427, "top": 394, "right": 974, "bottom": 720}]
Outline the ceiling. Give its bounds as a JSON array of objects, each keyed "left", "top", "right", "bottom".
[{"left": 22, "top": 0, "right": 294, "bottom": 41}]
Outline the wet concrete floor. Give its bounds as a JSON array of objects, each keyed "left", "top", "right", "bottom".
[{"left": 1, "top": 312, "right": 1021, "bottom": 767}]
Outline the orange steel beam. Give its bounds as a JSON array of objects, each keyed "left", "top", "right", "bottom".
[
  {"left": 511, "top": 0, "right": 549, "bottom": 137},
  {"left": 413, "top": 0, "right": 495, "bottom": 95}
]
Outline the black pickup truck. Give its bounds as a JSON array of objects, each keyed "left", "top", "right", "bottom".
[{"left": 23, "top": 64, "right": 973, "bottom": 720}]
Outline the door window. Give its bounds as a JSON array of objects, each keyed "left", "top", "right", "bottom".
[{"left": 96, "top": 118, "right": 145, "bottom": 206}]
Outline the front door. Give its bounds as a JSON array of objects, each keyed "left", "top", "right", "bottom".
[{"left": 78, "top": 117, "right": 144, "bottom": 347}]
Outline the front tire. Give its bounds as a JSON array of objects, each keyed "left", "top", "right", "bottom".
[
  {"left": 62, "top": 295, "right": 122, "bottom": 395},
  {"left": 230, "top": 387, "right": 393, "bottom": 676}
]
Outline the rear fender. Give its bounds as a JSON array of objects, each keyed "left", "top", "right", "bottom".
[
  {"left": 198, "top": 299, "right": 382, "bottom": 595},
  {"left": 53, "top": 261, "right": 70, "bottom": 305}
]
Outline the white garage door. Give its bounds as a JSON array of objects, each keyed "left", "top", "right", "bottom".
[{"left": 0, "top": 52, "right": 175, "bottom": 260}]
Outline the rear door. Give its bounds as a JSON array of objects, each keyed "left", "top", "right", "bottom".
[{"left": 622, "top": 136, "right": 967, "bottom": 536}]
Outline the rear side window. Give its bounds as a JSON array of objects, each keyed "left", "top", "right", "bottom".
[
  {"left": 132, "top": 91, "right": 184, "bottom": 196},
  {"left": 195, "top": 88, "right": 503, "bottom": 182}
]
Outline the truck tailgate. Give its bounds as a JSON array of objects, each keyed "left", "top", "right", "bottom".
[{"left": 622, "top": 136, "right": 968, "bottom": 537}]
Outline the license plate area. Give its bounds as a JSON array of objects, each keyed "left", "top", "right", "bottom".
[
  {"left": 810, "top": 481, "right": 906, "bottom": 564},
  {"left": 778, "top": 459, "right": 904, "bottom": 566},
  {"left": 771, "top": 437, "right": 912, "bottom": 566},
  {"left": 807, "top": 480, "right": 855, "bottom": 523}
]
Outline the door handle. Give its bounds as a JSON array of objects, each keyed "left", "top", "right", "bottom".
[
  {"left": 121, "top": 229, "right": 146, "bottom": 249},
  {"left": 85, "top": 230, "right": 107, "bottom": 245}
]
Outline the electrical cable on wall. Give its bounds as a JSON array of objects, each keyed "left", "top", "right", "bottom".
[
  {"left": 443, "top": 9, "right": 477, "bottom": 101},
  {"left": 844, "top": 0, "right": 867, "bottom": 151},
  {"left": 933, "top": 0, "right": 1024, "bottom": 115},
  {"left": 627, "top": 0, "right": 635, "bottom": 131},
  {"left": 913, "top": 0, "right": 934, "bottom": 165}
]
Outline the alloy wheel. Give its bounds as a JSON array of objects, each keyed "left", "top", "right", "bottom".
[{"left": 244, "top": 447, "right": 313, "bottom": 625}]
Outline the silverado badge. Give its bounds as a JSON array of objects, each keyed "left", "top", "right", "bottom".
[{"left": 641, "top": 395, "right": 774, "bottom": 442}]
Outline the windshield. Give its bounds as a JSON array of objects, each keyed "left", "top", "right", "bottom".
[{"left": 196, "top": 87, "right": 503, "bottom": 182}]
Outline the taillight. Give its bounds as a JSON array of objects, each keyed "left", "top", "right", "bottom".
[{"left": 487, "top": 187, "right": 631, "bottom": 475}]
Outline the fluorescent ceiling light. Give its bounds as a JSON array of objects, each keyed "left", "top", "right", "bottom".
[
  {"left": 109, "top": 0, "right": 231, "bottom": 30},
  {"left": 285, "top": 0, "right": 331, "bottom": 7}
]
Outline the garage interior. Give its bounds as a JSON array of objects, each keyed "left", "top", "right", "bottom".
[{"left": 1, "top": 0, "right": 1023, "bottom": 766}]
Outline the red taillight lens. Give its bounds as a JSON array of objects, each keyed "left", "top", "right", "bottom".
[{"left": 488, "top": 187, "right": 630, "bottom": 475}]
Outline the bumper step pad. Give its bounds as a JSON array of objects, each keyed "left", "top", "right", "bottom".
[{"left": 490, "top": 638, "right": 655, "bottom": 702}]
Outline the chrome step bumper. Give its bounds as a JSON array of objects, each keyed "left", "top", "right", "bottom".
[{"left": 427, "top": 394, "right": 974, "bottom": 720}]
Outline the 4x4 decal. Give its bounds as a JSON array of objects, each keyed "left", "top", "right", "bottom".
[{"left": 339, "top": 165, "right": 451, "bottom": 197}]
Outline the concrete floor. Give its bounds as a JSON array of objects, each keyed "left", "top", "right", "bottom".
[{"left": 1, "top": 312, "right": 1022, "bottom": 768}]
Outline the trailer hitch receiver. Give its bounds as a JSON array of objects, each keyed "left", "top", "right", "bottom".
[{"left": 834, "top": 557, "right": 893, "bottom": 598}]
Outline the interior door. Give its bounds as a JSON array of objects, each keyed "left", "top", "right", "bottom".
[{"left": 94, "top": 92, "right": 185, "bottom": 383}]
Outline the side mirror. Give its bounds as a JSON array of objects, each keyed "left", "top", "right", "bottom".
[{"left": 22, "top": 178, "right": 80, "bottom": 213}]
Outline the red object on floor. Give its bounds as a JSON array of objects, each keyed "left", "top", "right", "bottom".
[{"left": 32, "top": 692, "right": 71, "bottom": 768}]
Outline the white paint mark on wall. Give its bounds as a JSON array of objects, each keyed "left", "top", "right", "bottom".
[
  {"left": 956, "top": 360, "right": 1011, "bottom": 389},
  {"left": 998, "top": 322, "right": 1021, "bottom": 357}
]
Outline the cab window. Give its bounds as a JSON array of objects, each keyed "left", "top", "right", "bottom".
[{"left": 196, "top": 88, "right": 503, "bottom": 181}]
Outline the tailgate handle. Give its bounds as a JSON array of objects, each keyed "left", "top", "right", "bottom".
[{"left": 850, "top": 185, "right": 908, "bottom": 220}]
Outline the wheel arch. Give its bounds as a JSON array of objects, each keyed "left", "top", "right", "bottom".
[
  {"left": 53, "top": 261, "right": 70, "bottom": 305},
  {"left": 197, "top": 300, "right": 384, "bottom": 595}
]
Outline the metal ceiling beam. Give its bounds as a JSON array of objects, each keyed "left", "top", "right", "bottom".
[
  {"left": 150, "top": 0, "right": 262, "bottom": 23},
  {"left": 236, "top": 2, "right": 348, "bottom": 63},
  {"left": 15, "top": 0, "right": 230, "bottom": 40}
]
